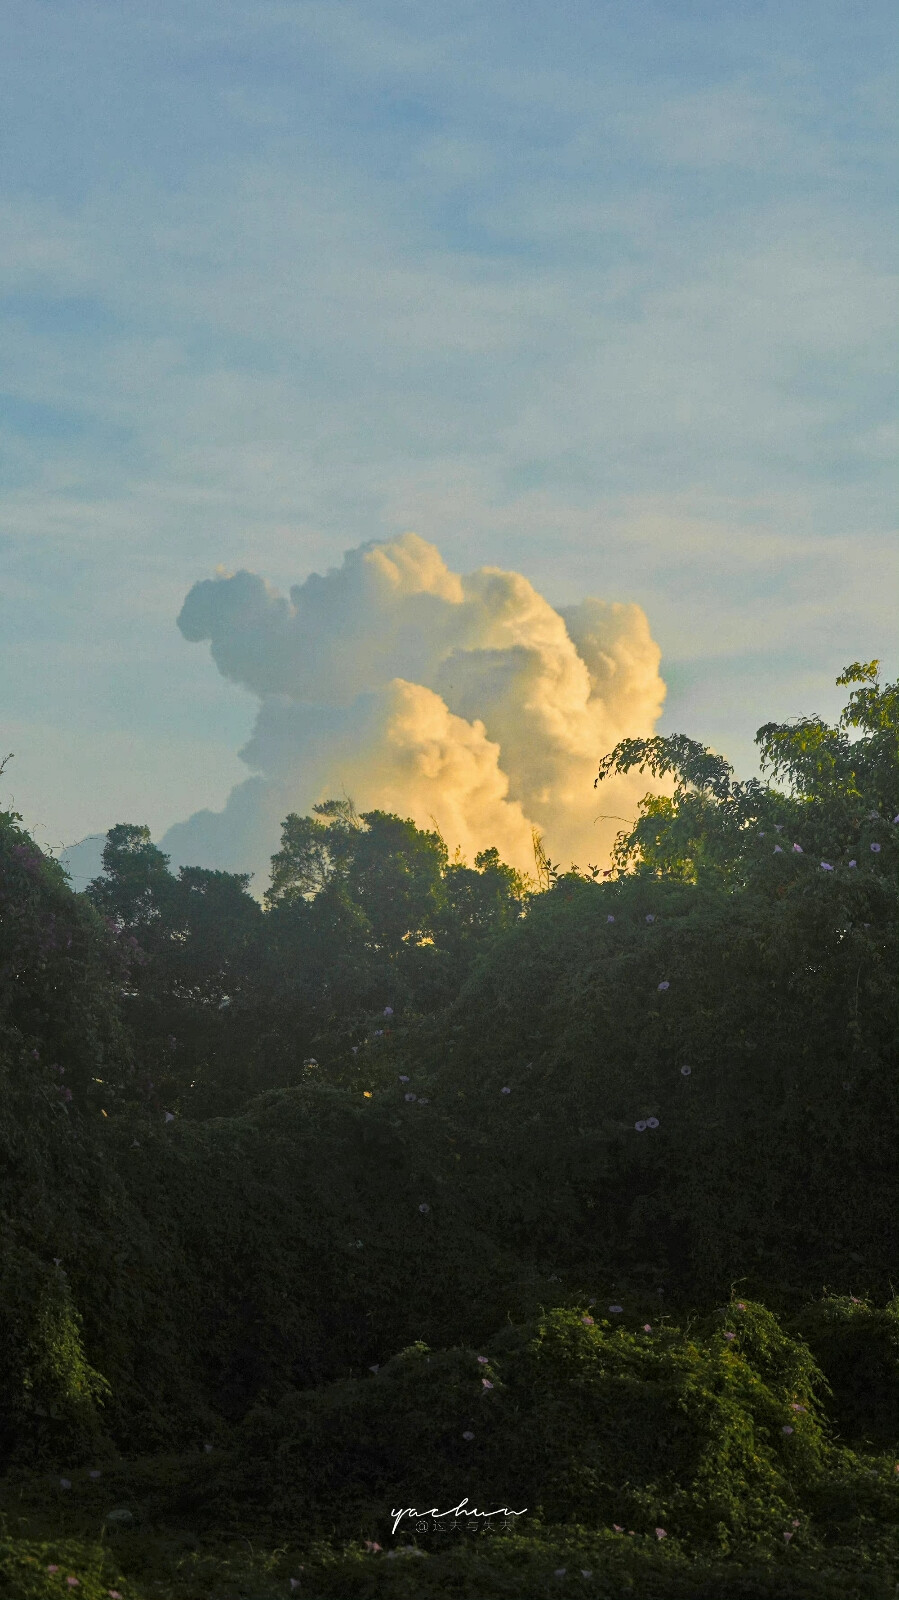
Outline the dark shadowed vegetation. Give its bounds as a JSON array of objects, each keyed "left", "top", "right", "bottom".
[{"left": 0, "top": 663, "right": 896, "bottom": 1598}]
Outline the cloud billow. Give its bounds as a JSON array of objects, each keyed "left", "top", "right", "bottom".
[{"left": 163, "top": 534, "right": 665, "bottom": 886}]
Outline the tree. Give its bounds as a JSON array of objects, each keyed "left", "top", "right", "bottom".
[{"left": 594, "top": 661, "right": 898, "bottom": 886}]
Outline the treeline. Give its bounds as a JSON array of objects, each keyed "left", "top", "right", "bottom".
[
  {"left": 80, "top": 801, "right": 531, "bottom": 1117},
  {"left": 0, "top": 662, "right": 897, "bottom": 1598}
]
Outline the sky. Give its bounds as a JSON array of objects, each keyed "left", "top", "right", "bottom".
[{"left": 1, "top": 0, "right": 896, "bottom": 873}]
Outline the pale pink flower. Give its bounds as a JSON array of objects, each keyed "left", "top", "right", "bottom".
[
  {"left": 782, "top": 1425, "right": 794, "bottom": 1434},
  {"left": 792, "top": 843, "right": 803, "bottom": 853},
  {"left": 724, "top": 1331, "right": 735, "bottom": 1341},
  {"left": 791, "top": 1403, "right": 806, "bottom": 1413},
  {"left": 784, "top": 1530, "right": 793, "bottom": 1542},
  {"left": 477, "top": 1355, "right": 489, "bottom": 1364},
  {"left": 108, "top": 1592, "right": 123, "bottom": 1598},
  {"left": 48, "top": 1566, "right": 59, "bottom": 1574},
  {"left": 612, "top": 1524, "right": 623, "bottom": 1533},
  {"left": 643, "top": 1324, "right": 652, "bottom": 1332},
  {"left": 736, "top": 1302, "right": 746, "bottom": 1310},
  {"left": 655, "top": 1527, "right": 667, "bottom": 1539},
  {"left": 67, "top": 1581, "right": 79, "bottom": 1590},
  {"left": 364, "top": 1541, "right": 382, "bottom": 1553},
  {"left": 582, "top": 1315, "right": 594, "bottom": 1326},
  {"left": 482, "top": 1378, "right": 494, "bottom": 1389}
]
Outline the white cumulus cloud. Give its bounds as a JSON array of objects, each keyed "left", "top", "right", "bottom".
[{"left": 162, "top": 533, "right": 666, "bottom": 886}]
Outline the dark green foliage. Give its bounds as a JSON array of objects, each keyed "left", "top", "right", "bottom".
[
  {"left": 789, "top": 1296, "right": 899, "bottom": 1449},
  {"left": 0, "top": 1243, "right": 110, "bottom": 1463},
  {"left": 198, "top": 1298, "right": 831, "bottom": 1549},
  {"left": 0, "top": 807, "right": 132, "bottom": 1108},
  {"left": 0, "top": 665, "right": 896, "bottom": 1595}
]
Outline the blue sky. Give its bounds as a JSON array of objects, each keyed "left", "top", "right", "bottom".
[{"left": 2, "top": 0, "right": 896, "bottom": 853}]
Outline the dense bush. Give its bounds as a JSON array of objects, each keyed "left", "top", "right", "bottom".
[
  {"left": 0, "top": 664, "right": 895, "bottom": 1595},
  {"left": 182, "top": 1298, "right": 831, "bottom": 1547},
  {"left": 789, "top": 1295, "right": 899, "bottom": 1449}
]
